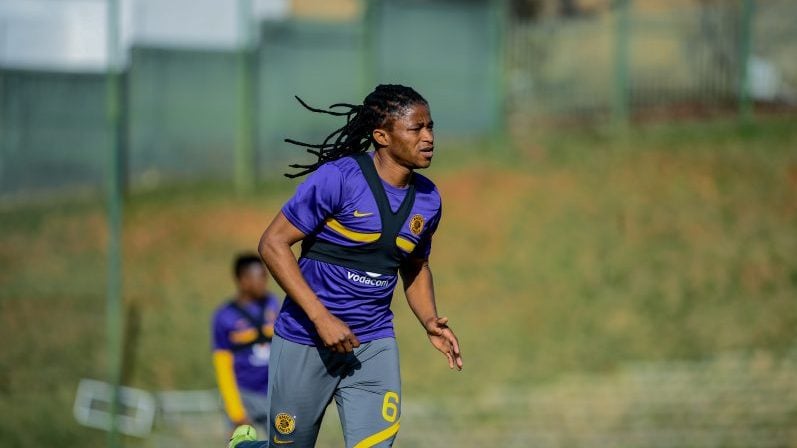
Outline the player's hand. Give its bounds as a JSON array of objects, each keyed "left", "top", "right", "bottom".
[
  {"left": 314, "top": 312, "right": 361, "bottom": 353},
  {"left": 425, "top": 316, "right": 463, "bottom": 371},
  {"left": 230, "top": 417, "right": 252, "bottom": 434}
]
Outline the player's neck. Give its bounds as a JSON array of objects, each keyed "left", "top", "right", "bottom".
[
  {"left": 373, "top": 150, "right": 412, "bottom": 188},
  {"left": 235, "top": 291, "right": 257, "bottom": 304}
]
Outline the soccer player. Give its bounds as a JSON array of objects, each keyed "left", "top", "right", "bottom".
[
  {"left": 229, "top": 84, "right": 462, "bottom": 448},
  {"left": 212, "top": 253, "right": 280, "bottom": 436}
]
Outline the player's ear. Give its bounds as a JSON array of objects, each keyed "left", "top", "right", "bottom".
[{"left": 372, "top": 128, "right": 390, "bottom": 147}]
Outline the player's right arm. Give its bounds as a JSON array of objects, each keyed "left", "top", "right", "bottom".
[
  {"left": 212, "top": 350, "right": 249, "bottom": 425},
  {"left": 258, "top": 212, "right": 360, "bottom": 353},
  {"left": 210, "top": 314, "right": 249, "bottom": 425}
]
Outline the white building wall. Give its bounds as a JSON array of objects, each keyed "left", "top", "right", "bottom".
[{"left": 0, "top": 0, "right": 288, "bottom": 72}]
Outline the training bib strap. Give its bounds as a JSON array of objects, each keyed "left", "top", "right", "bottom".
[
  {"left": 228, "top": 301, "right": 271, "bottom": 352},
  {"left": 301, "top": 153, "right": 416, "bottom": 275}
]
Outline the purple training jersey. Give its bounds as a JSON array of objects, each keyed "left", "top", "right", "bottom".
[
  {"left": 211, "top": 293, "right": 280, "bottom": 393},
  {"left": 276, "top": 152, "right": 442, "bottom": 346}
]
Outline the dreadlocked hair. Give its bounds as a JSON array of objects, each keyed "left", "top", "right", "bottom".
[{"left": 284, "top": 84, "right": 427, "bottom": 178}]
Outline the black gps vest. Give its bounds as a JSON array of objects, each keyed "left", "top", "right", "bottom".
[
  {"left": 227, "top": 300, "right": 272, "bottom": 352},
  {"left": 300, "top": 153, "right": 416, "bottom": 276}
]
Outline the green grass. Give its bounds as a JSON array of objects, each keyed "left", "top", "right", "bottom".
[{"left": 1, "top": 117, "right": 796, "bottom": 446}]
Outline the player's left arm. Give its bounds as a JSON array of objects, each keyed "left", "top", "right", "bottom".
[{"left": 400, "top": 256, "right": 463, "bottom": 371}]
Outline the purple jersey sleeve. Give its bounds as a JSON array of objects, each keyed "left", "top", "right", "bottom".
[
  {"left": 413, "top": 207, "right": 442, "bottom": 259},
  {"left": 211, "top": 312, "right": 232, "bottom": 351},
  {"left": 281, "top": 163, "right": 344, "bottom": 235}
]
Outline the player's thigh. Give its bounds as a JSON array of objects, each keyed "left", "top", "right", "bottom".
[
  {"left": 267, "top": 335, "right": 341, "bottom": 447},
  {"left": 336, "top": 338, "right": 401, "bottom": 448}
]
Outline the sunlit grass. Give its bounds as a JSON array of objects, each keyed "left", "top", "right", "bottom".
[{"left": 1, "top": 117, "right": 795, "bottom": 446}]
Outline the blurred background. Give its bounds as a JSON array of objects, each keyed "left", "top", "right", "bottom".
[{"left": 1, "top": 0, "right": 796, "bottom": 446}]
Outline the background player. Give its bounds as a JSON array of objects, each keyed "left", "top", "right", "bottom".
[
  {"left": 212, "top": 253, "right": 280, "bottom": 436},
  {"left": 229, "top": 84, "right": 462, "bottom": 448}
]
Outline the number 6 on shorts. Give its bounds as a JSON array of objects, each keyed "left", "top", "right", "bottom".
[{"left": 381, "top": 392, "right": 399, "bottom": 423}]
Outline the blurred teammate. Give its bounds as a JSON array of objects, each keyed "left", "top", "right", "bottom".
[
  {"left": 229, "top": 84, "right": 462, "bottom": 448},
  {"left": 212, "top": 253, "right": 280, "bottom": 436}
]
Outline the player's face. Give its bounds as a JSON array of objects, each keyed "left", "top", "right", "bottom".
[
  {"left": 238, "top": 264, "right": 268, "bottom": 297},
  {"left": 381, "top": 103, "right": 435, "bottom": 170}
]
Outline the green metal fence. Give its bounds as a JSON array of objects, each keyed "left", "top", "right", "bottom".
[
  {"left": 0, "top": 0, "right": 506, "bottom": 197},
  {"left": 128, "top": 48, "right": 239, "bottom": 184},
  {"left": 257, "top": 20, "right": 367, "bottom": 170},
  {"left": 0, "top": 70, "right": 108, "bottom": 194},
  {"left": 2, "top": 0, "right": 796, "bottom": 197},
  {"left": 369, "top": 0, "right": 505, "bottom": 135},
  {"left": 507, "top": 0, "right": 797, "bottom": 124}
]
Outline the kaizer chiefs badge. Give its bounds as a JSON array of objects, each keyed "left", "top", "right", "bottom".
[
  {"left": 409, "top": 214, "right": 424, "bottom": 235},
  {"left": 275, "top": 412, "right": 296, "bottom": 435}
]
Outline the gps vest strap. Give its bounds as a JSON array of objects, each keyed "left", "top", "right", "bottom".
[
  {"left": 228, "top": 301, "right": 271, "bottom": 352},
  {"left": 300, "top": 153, "right": 416, "bottom": 276}
]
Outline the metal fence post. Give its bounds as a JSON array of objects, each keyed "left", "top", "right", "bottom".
[
  {"left": 235, "top": 0, "right": 257, "bottom": 193},
  {"left": 490, "top": 0, "right": 509, "bottom": 140},
  {"left": 105, "top": 0, "right": 124, "bottom": 446},
  {"left": 613, "top": 0, "right": 631, "bottom": 127},
  {"left": 0, "top": 70, "right": 4, "bottom": 191},
  {"left": 738, "top": 0, "right": 755, "bottom": 122}
]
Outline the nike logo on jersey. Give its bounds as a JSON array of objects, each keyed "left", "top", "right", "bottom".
[
  {"left": 273, "top": 435, "right": 294, "bottom": 445},
  {"left": 353, "top": 210, "right": 374, "bottom": 218}
]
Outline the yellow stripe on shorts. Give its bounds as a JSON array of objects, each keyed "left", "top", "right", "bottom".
[{"left": 352, "top": 420, "right": 401, "bottom": 448}]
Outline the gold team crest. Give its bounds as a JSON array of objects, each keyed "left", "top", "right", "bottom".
[
  {"left": 275, "top": 412, "right": 296, "bottom": 435},
  {"left": 409, "top": 214, "right": 425, "bottom": 235}
]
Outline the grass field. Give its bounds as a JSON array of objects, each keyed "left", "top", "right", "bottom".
[{"left": 1, "top": 117, "right": 796, "bottom": 447}]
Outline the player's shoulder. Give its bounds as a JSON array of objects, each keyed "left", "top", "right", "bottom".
[
  {"left": 413, "top": 172, "right": 441, "bottom": 207},
  {"left": 212, "top": 300, "right": 236, "bottom": 322},
  {"left": 303, "top": 158, "right": 346, "bottom": 183},
  {"left": 325, "top": 155, "right": 361, "bottom": 176},
  {"left": 412, "top": 171, "right": 438, "bottom": 193},
  {"left": 299, "top": 157, "right": 358, "bottom": 191}
]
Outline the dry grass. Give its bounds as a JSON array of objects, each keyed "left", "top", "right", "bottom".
[{"left": 1, "top": 117, "right": 796, "bottom": 446}]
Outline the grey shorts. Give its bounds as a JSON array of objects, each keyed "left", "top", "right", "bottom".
[
  {"left": 235, "top": 388, "right": 269, "bottom": 436},
  {"left": 266, "top": 334, "right": 401, "bottom": 448}
]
